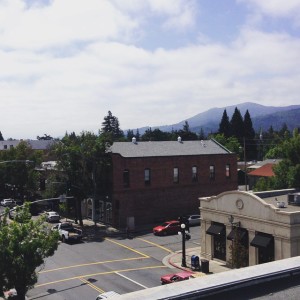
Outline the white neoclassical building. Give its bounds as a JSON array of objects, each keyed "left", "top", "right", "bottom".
[{"left": 200, "top": 189, "right": 300, "bottom": 266}]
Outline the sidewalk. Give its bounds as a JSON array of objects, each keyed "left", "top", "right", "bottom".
[{"left": 163, "top": 246, "right": 231, "bottom": 275}]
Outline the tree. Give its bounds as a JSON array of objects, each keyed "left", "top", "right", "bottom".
[
  {"left": 243, "top": 110, "right": 257, "bottom": 160},
  {"left": 230, "top": 107, "right": 244, "bottom": 143},
  {"left": 0, "top": 142, "right": 42, "bottom": 200},
  {"left": 0, "top": 203, "right": 59, "bottom": 300},
  {"left": 101, "top": 111, "right": 124, "bottom": 140},
  {"left": 229, "top": 228, "right": 248, "bottom": 268},
  {"left": 218, "top": 109, "right": 231, "bottom": 138},
  {"left": 54, "top": 131, "right": 111, "bottom": 225},
  {"left": 0, "top": 131, "right": 4, "bottom": 141},
  {"left": 37, "top": 134, "right": 53, "bottom": 140}
]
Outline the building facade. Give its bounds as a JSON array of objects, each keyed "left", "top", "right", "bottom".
[
  {"left": 109, "top": 138, "right": 237, "bottom": 228},
  {"left": 200, "top": 189, "right": 300, "bottom": 266}
]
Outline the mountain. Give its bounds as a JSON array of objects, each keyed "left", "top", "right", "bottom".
[{"left": 134, "top": 102, "right": 300, "bottom": 135}]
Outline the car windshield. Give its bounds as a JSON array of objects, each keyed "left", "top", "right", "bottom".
[{"left": 161, "top": 222, "right": 170, "bottom": 227}]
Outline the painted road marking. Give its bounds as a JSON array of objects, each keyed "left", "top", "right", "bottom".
[
  {"left": 105, "top": 238, "right": 150, "bottom": 258},
  {"left": 137, "top": 238, "right": 174, "bottom": 253},
  {"left": 35, "top": 265, "right": 168, "bottom": 287},
  {"left": 115, "top": 272, "right": 148, "bottom": 289},
  {"left": 79, "top": 278, "right": 105, "bottom": 294},
  {"left": 39, "top": 257, "right": 145, "bottom": 274}
]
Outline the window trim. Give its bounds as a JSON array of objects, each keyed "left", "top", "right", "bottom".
[
  {"left": 173, "top": 167, "right": 179, "bottom": 183},
  {"left": 226, "top": 164, "right": 231, "bottom": 178},
  {"left": 209, "top": 165, "right": 215, "bottom": 180},
  {"left": 144, "top": 168, "right": 151, "bottom": 185},
  {"left": 192, "top": 166, "right": 198, "bottom": 182}
]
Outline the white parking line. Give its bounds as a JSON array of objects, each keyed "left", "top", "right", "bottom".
[{"left": 115, "top": 272, "right": 148, "bottom": 289}]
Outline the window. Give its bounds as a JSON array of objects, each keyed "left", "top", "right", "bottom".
[
  {"left": 123, "top": 169, "right": 130, "bottom": 188},
  {"left": 173, "top": 167, "right": 179, "bottom": 183},
  {"left": 4, "top": 145, "right": 7, "bottom": 149},
  {"left": 192, "top": 166, "right": 198, "bottom": 181},
  {"left": 226, "top": 164, "right": 231, "bottom": 178},
  {"left": 209, "top": 165, "right": 215, "bottom": 180},
  {"left": 144, "top": 168, "right": 151, "bottom": 185}
]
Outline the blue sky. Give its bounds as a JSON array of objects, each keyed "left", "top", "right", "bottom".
[{"left": 0, "top": 0, "right": 300, "bottom": 139}]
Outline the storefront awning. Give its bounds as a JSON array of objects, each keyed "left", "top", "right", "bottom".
[
  {"left": 227, "top": 228, "right": 247, "bottom": 241},
  {"left": 250, "top": 233, "right": 273, "bottom": 248},
  {"left": 206, "top": 224, "right": 225, "bottom": 236}
]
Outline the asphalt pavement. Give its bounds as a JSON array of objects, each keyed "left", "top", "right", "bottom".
[{"left": 79, "top": 219, "right": 231, "bottom": 276}]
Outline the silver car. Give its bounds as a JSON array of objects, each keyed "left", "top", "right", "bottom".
[
  {"left": 1, "top": 199, "right": 16, "bottom": 208},
  {"left": 46, "top": 211, "right": 60, "bottom": 222},
  {"left": 187, "top": 215, "right": 201, "bottom": 226}
]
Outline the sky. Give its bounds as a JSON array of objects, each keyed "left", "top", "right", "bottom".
[{"left": 1, "top": 0, "right": 300, "bottom": 139}]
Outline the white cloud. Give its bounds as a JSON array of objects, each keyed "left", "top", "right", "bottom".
[
  {"left": 239, "top": 0, "right": 300, "bottom": 22},
  {"left": 0, "top": 1, "right": 299, "bottom": 139}
]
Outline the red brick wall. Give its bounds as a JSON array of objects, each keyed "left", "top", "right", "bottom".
[{"left": 111, "top": 153, "right": 237, "bottom": 228}]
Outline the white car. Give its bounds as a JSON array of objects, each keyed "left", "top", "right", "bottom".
[
  {"left": 1, "top": 199, "right": 16, "bottom": 207},
  {"left": 187, "top": 215, "right": 201, "bottom": 226},
  {"left": 46, "top": 211, "right": 60, "bottom": 222}
]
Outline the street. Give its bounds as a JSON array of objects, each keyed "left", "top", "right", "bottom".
[{"left": 1, "top": 209, "right": 200, "bottom": 300}]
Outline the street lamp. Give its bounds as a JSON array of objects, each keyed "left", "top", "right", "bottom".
[{"left": 181, "top": 223, "right": 187, "bottom": 267}]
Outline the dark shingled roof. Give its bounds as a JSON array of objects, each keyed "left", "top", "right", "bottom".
[{"left": 109, "top": 139, "right": 231, "bottom": 158}]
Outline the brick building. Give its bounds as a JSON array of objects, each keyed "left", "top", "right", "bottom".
[{"left": 109, "top": 138, "right": 237, "bottom": 229}]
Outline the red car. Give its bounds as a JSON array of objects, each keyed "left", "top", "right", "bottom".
[
  {"left": 153, "top": 220, "right": 181, "bottom": 236},
  {"left": 161, "top": 271, "right": 193, "bottom": 284}
]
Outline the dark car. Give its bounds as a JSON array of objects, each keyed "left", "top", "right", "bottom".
[{"left": 153, "top": 220, "right": 181, "bottom": 236}]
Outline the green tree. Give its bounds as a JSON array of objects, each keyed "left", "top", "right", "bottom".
[
  {"left": 101, "top": 111, "right": 124, "bottom": 140},
  {"left": 218, "top": 109, "right": 231, "bottom": 138},
  {"left": 0, "top": 142, "right": 42, "bottom": 200},
  {"left": 54, "top": 131, "right": 111, "bottom": 226},
  {"left": 230, "top": 107, "right": 244, "bottom": 143},
  {"left": 212, "top": 134, "right": 241, "bottom": 156},
  {"left": 0, "top": 131, "right": 4, "bottom": 141},
  {"left": 229, "top": 228, "right": 248, "bottom": 268},
  {"left": 243, "top": 110, "right": 257, "bottom": 160},
  {"left": 0, "top": 203, "right": 59, "bottom": 300}
]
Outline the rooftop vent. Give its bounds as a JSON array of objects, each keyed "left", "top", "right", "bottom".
[
  {"left": 177, "top": 136, "right": 182, "bottom": 143},
  {"left": 132, "top": 137, "right": 137, "bottom": 144}
]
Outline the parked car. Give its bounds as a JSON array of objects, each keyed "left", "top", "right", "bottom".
[
  {"left": 96, "top": 291, "right": 120, "bottom": 299},
  {"left": 161, "top": 271, "right": 193, "bottom": 285},
  {"left": 153, "top": 220, "right": 180, "bottom": 236},
  {"left": 45, "top": 211, "right": 60, "bottom": 222},
  {"left": 52, "top": 222, "right": 82, "bottom": 243},
  {"left": 186, "top": 214, "right": 201, "bottom": 226},
  {"left": 1, "top": 199, "right": 16, "bottom": 208}
]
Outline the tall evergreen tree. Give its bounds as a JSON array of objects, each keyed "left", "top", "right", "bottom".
[
  {"left": 230, "top": 107, "right": 244, "bottom": 143},
  {"left": 218, "top": 109, "right": 231, "bottom": 138},
  {"left": 101, "top": 111, "right": 124, "bottom": 140},
  {"left": 0, "top": 131, "right": 4, "bottom": 141},
  {"left": 243, "top": 110, "right": 257, "bottom": 160},
  {"left": 135, "top": 129, "right": 140, "bottom": 141}
]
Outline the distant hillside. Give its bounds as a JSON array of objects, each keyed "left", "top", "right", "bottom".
[{"left": 134, "top": 103, "right": 300, "bottom": 135}]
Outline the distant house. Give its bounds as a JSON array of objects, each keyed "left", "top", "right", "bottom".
[
  {"left": 108, "top": 138, "right": 238, "bottom": 229},
  {"left": 247, "top": 160, "right": 282, "bottom": 190},
  {"left": 0, "top": 140, "right": 56, "bottom": 151}
]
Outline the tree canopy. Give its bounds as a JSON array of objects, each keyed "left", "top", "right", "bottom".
[{"left": 0, "top": 203, "right": 59, "bottom": 300}]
